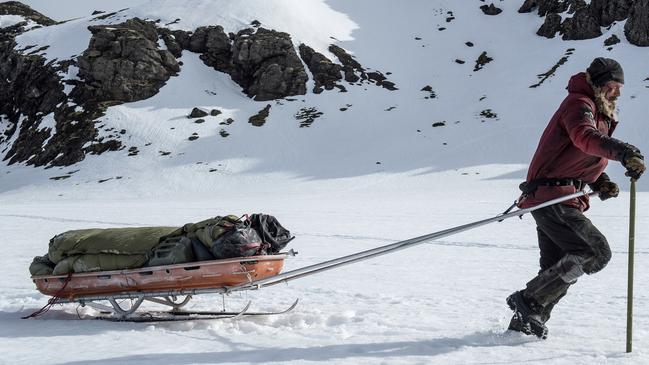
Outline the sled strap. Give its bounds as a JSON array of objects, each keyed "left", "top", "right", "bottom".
[{"left": 22, "top": 273, "right": 73, "bottom": 319}]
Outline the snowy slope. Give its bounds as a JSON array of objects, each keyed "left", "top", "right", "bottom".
[{"left": 2, "top": 1, "right": 649, "bottom": 364}]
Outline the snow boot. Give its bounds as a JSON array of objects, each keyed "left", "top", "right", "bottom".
[
  {"left": 506, "top": 290, "right": 548, "bottom": 339},
  {"left": 507, "top": 313, "right": 532, "bottom": 335}
]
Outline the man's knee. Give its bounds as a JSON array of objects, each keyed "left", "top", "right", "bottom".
[{"left": 584, "top": 244, "right": 612, "bottom": 274}]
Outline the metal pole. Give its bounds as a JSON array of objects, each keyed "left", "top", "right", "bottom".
[
  {"left": 241, "top": 190, "right": 595, "bottom": 290},
  {"left": 626, "top": 180, "right": 636, "bottom": 353}
]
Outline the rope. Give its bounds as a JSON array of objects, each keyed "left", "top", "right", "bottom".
[{"left": 22, "top": 273, "right": 73, "bottom": 319}]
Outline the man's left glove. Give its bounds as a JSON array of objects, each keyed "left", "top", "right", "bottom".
[{"left": 596, "top": 181, "right": 619, "bottom": 201}]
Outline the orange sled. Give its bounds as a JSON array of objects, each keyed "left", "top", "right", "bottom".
[{"left": 29, "top": 253, "right": 298, "bottom": 321}]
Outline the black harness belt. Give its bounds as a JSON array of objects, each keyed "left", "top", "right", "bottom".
[{"left": 520, "top": 178, "right": 585, "bottom": 195}]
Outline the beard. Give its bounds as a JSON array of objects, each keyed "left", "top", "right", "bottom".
[
  {"left": 586, "top": 73, "right": 618, "bottom": 121},
  {"left": 593, "top": 88, "right": 617, "bottom": 121}
]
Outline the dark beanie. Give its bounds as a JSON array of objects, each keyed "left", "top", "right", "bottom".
[{"left": 587, "top": 57, "right": 624, "bottom": 86}]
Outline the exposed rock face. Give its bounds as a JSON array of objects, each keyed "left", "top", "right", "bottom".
[
  {"left": 0, "top": 1, "right": 57, "bottom": 26},
  {"left": 625, "top": 0, "right": 649, "bottom": 46},
  {"left": 537, "top": 12, "right": 562, "bottom": 38},
  {"left": 560, "top": 8, "right": 602, "bottom": 40},
  {"left": 328, "top": 45, "right": 397, "bottom": 90},
  {"left": 591, "top": 0, "right": 633, "bottom": 27},
  {"left": 0, "top": 16, "right": 121, "bottom": 167},
  {"left": 298, "top": 44, "right": 342, "bottom": 94},
  {"left": 519, "top": 0, "right": 584, "bottom": 16},
  {"left": 230, "top": 28, "right": 308, "bottom": 100},
  {"left": 190, "top": 26, "right": 307, "bottom": 101},
  {"left": 73, "top": 18, "right": 180, "bottom": 104}
]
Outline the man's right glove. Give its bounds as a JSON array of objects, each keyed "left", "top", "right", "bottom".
[{"left": 622, "top": 145, "right": 646, "bottom": 181}]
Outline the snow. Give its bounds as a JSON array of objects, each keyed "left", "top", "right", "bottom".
[
  {"left": 0, "top": 14, "right": 27, "bottom": 28},
  {"left": 2, "top": 0, "right": 649, "bottom": 364}
]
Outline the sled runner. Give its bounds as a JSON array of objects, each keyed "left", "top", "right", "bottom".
[{"left": 30, "top": 253, "right": 298, "bottom": 321}]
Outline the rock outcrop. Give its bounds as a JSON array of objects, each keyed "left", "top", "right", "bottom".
[
  {"left": 591, "top": 0, "right": 633, "bottom": 27},
  {"left": 560, "top": 8, "right": 602, "bottom": 40},
  {"left": 537, "top": 12, "right": 562, "bottom": 38},
  {"left": 328, "top": 45, "right": 397, "bottom": 90},
  {"left": 625, "top": 0, "right": 649, "bottom": 46},
  {"left": 298, "top": 44, "right": 343, "bottom": 94},
  {"left": 521, "top": 0, "right": 649, "bottom": 45},
  {"left": 72, "top": 18, "right": 180, "bottom": 104},
  {"left": 0, "top": 1, "right": 57, "bottom": 26}
]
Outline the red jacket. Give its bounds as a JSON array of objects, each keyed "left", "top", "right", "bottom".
[{"left": 519, "top": 72, "right": 627, "bottom": 211}]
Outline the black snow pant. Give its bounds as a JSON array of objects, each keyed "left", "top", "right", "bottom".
[{"left": 523, "top": 204, "right": 612, "bottom": 322}]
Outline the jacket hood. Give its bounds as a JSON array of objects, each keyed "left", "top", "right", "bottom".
[{"left": 566, "top": 72, "right": 594, "bottom": 99}]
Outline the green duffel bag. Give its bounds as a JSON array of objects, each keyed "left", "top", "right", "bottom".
[
  {"left": 49, "top": 226, "right": 178, "bottom": 263},
  {"left": 52, "top": 253, "right": 150, "bottom": 275}
]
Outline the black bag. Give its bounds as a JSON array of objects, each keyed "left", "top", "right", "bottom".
[
  {"left": 211, "top": 226, "right": 263, "bottom": 259},
  {"left": 249, "top": 214, "right": 294, "bottom": 254}
]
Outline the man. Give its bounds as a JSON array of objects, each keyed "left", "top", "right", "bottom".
[{"left": 507, "top": 58, "right": 646, "bottom": 339}]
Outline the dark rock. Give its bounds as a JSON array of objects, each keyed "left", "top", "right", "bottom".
[
  {"left": 480, "top": 4, "right": 503, "bottom": 15},
  {"left": 518, "top": 0, "right": 538, "bottom": 13},
  {"left": 295, "top": 107, "right": 323, "bottom": 128},
  {"left": 625, "top": 0, "right": 649, "bottom": 46},
  {"left": 220, "top": 118, "right": 234, "bottom": 125},
  {"left": 92, "top": 10, "right": 104, "bottom": 15},
  {"left": 194, "top": 118, "right": 205, "bottom": 124},
  {"left": 158, "top": 28, "right": 183, "bottom": 58},
  {"left": 298, "top": 43, "right": 342, "bottom": 94},
  {"left": 473, "top": 51, "right": 493, "bottom": 71},
  {"left": 188, "top": 134, "right": 199, "bottom": 141},
  {"left": 421, "top": 85, "right": 436, "bottom": 99},
  {"left": 328, "top": 44, "right": 362, "bottom": 83},
  {"left": 251, "top": 20, "right": 261, "bottom": 27},
  {"left": 480, "top": 109, "right": 498, "bottom": 119},
  {"left": 219, "top": 129, "right": 229, "bottom": 137},
  {"left": 455, "top": 59, "right": 465, "bottom": 64},
  {"left": 567, "top": 0, "right": 588, "bottom": 14},
  {"left": 249, "top": 104, "right": 271, "bottom": 126},
  {"left": 0, "top": 1, "right": 57, "bottom": 26},
  {"left": 561, "top": 8, "right": 602, "bottom": 40},
  {"left": 537, "top": 12, "right": 562, "bottom": 38},
  {"left": 604, "top": 34, "right": 621, "bottom": 46},
  {"left": 591, "top": 0, "right": 633, "bottom": 27},
  {"left": 230, "top": 28, "right": 307, "bottom": 100},
  {"left": 210, "top": 109, "right": 221, "bottom": 116},
  {"left": 189, "top": 107, "right": 208, "bottom": 118},
  {"left": 432, "top": 121, "right": 446, "bottom": 127},
  {"left": 73, "top": 18, "right": 180, "bottom": 104},
  {"left": 171, "top": 29, "right": 191, "bottom": 50},
  {"left": 194, "top": 27, "right": 307, "bottom": 101},
  {"left": 465, "top": 41, "right": 474, "bottom": 47}
]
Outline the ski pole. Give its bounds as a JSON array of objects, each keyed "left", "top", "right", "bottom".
[{"left": 626, "top": 179, "right": 636, "bottom": 353}]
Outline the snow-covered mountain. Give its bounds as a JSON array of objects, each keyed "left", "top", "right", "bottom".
[{"left": 2, "top": 1, "right": 649, "bottom": 364}]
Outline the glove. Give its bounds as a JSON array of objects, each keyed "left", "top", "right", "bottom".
[
  {"left": 596, "top": 181, "right": 619, "bottom": 201},
  {"left": 589, "top": 173, "right": 619, "bottom": 201},
  {"left": 622, "top": 146, "right": 646, "bottom": 181}
]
